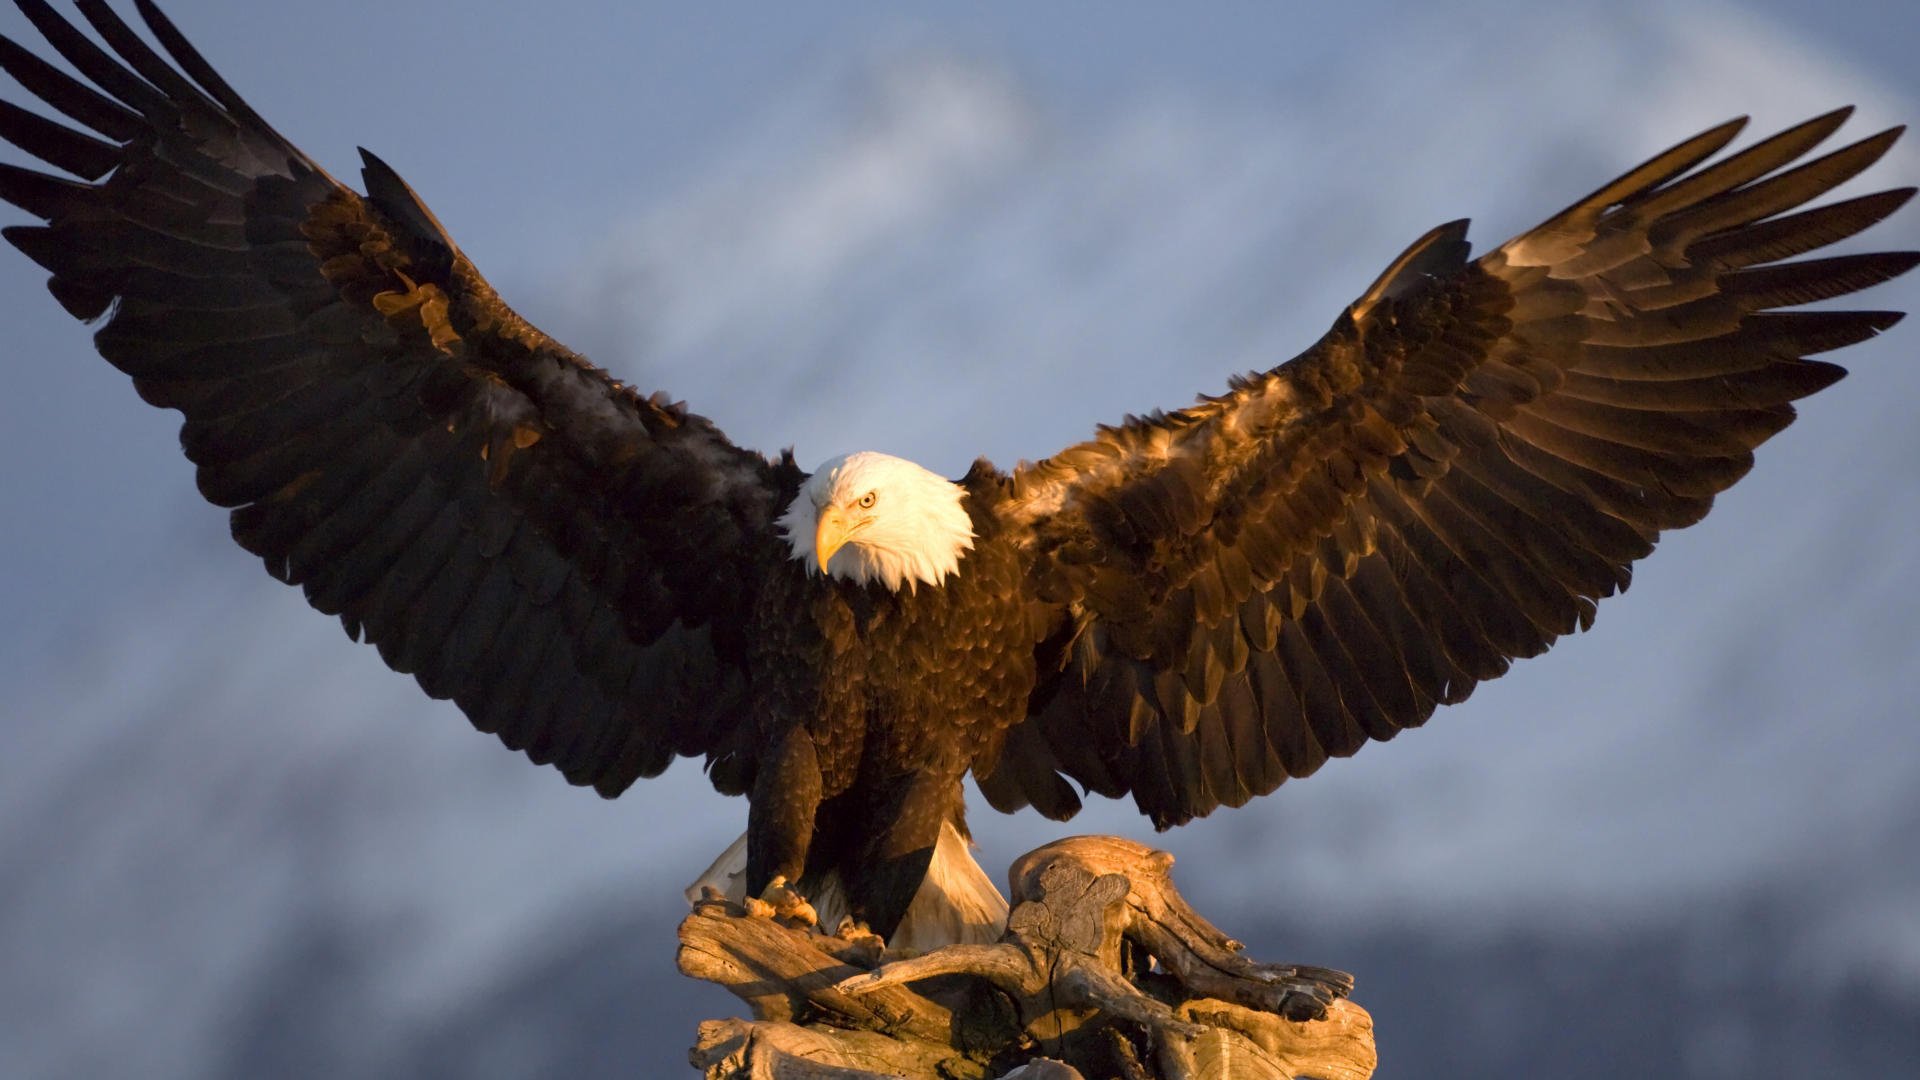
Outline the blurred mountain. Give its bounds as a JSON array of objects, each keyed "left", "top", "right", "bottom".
[{"left": 1, "top": 1, "right": 1916, "bottom": 1077}]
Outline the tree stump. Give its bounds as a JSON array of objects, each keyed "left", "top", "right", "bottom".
[{"left": 678, "top": 835, "right": 1376, "bottom": 1079}]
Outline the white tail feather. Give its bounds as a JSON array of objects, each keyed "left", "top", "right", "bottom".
[{"left": 684, "top": 821, "right": 1008, "bottom": 951}]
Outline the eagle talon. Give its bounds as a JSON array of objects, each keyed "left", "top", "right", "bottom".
[
  {"left": 833, "top": 917, "right": 888, "bottom": 965},
  {"left": 754, "top": 876, "right": 818, "bottom": 930}
]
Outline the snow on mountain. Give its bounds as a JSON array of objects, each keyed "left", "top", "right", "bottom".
[{"left": 1, "top": 1, "right": 1915, "bottom": 1076}]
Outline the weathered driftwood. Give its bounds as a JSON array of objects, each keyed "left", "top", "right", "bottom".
[{"left": 679, "top": 835, "right": 1375, "bottom": 1079}]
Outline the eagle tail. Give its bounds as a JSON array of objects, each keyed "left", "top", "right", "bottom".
[{"left": 685, "top": 821, "right": 1009, "bottom": 951}]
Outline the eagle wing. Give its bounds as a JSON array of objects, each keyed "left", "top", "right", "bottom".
[
  {"left": 0, "top": 0, "right": 797, "bottom": 794},
  {"left": 981, "top": 109, "right": 1915, "bottom": 828}
]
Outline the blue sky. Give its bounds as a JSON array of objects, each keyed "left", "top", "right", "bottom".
[{"left": 2, "top": 2, "right": 1917, "bottom": 1075}]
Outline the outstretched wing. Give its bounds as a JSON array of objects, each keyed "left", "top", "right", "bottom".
[
  {"left": 0, "top": 0, "right": 798, "bottom": 794},
  {"left": 979, "top": 109, "right": 1915, "bottom": 828}
]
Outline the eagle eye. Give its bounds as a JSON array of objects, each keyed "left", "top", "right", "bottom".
[{"left": 857, "top": 491, "right": 878, "bottom": 509}]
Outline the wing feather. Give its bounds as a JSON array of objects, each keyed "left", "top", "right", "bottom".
[
  {"left": 0, "top": 2, "right": 794, "bottom": 796},
  {"left": 989, "top": 112, "right": 1911, "bottom": 827}
]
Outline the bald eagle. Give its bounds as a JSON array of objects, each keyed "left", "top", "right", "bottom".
[{"left": 2, "top": 0, "right": 1914, "bottom": 945}]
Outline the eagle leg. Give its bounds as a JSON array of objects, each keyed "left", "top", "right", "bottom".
[
  {"left": 844, "top": 773, "right": 965, "bottom": 942},
  {"left": 845, "top": 844, "right": 936, "bottom": 945},
  {"left": 745, "top": 729, "right": 823, "bottom": 906}
]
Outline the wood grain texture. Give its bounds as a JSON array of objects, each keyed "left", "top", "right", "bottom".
[{"left": 681, "top": 835, "right": 1375, "bottom": 1080}]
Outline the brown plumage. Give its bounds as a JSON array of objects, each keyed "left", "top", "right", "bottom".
[
  {"left": 2, "top": 0, "right": 1911, "bottom": 938},
  {"left": 991, "top": 110, "right": 1914, "bottom": 830}
]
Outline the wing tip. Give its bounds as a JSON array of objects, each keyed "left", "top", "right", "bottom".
[
  {"left": 357, "top": 146, "right": 460, "bottom": 258},
  {"left": 1351, "top": 217, "right": 1475, "bottom": 319},
  {"left": 1699, "top": 113, "right": 1752, "bottom": 153}
]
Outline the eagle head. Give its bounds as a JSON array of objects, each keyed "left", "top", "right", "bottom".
[{"left": 778, "top": 451, "right": 975, "bottom": 593}]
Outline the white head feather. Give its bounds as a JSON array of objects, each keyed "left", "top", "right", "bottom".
[{"left": 777, "top": 451, "right": 975, "bottom": 592}]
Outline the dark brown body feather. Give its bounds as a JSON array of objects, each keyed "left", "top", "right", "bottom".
[
  {"left": 2, "top": 2, "right": 1912, "bottom": 939},
  {"left": 744, "top": 479, "right": 1038, "bottom": 926}
]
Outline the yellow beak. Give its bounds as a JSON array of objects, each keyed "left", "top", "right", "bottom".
[{"left": 815, "top": 506, "right": 851, "bottom": 573}]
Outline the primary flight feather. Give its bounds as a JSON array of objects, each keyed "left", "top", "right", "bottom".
[{"left": 2, "top": 0, "right": 1912, "bottom": 943}]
